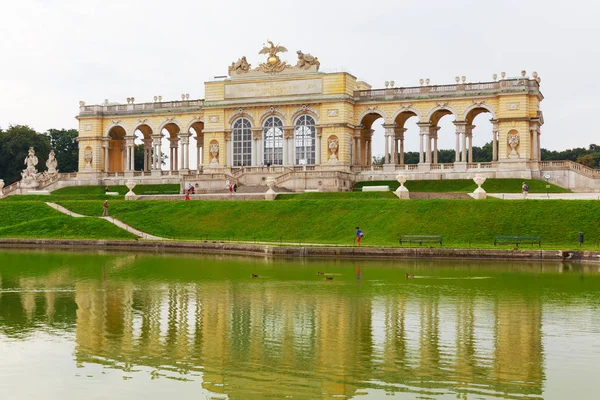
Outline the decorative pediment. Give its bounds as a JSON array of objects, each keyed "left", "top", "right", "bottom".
[{"left": 259, "top": 106, "right": 287, "bottom": 123}]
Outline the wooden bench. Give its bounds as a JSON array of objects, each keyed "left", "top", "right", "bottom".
[
  {"left": 399, "top": 235, "right": 442, "bottom": 247},
  {"left": 494, "top": 235, "right": 541, "bottom": 248}
]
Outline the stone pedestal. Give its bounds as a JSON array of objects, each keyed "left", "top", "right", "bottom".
[
  {"left": 125, "top": 180, "right": 137, "bottom": 200},
  {"left": 0, "top": 179, "right": 4, "bottom": 198},
  {"left": 383, "top": 163, "right": 396, "bottom": 173},
  {"left": 453, "top": 162, "right": 467, "bottom": 171},
  {"left": 469, "top": 175, "right": 487, "bottom": 200},
  {"left": 394, "top": 174, "right": 410, "bottom": 199},
  {"left": 265, "top": 177, "right": 277, "bottom": 200}
]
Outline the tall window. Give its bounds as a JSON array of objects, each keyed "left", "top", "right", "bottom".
[
  {"left": 295, "top": 115, "right": 316, "bottom": 165},
  {"left": 263, "top": 116, "right": 283, "bottom": 165},
  {"left": 232, "top": 118, "right": 252, "bottom": 166}
]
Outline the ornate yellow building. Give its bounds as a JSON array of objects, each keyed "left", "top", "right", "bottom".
[{"left": 75, "top": 41, "right": 548, "bottom": 191}]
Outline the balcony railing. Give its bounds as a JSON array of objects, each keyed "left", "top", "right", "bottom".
[
  {"left": 354, "top": 78, "right": 539, "bottom": 101},
  {"left": 540, "top": 160, "right": 600, "bottom": 178},
  {"left": 80, "top": 100, "right": 204, "bottom": 116}
]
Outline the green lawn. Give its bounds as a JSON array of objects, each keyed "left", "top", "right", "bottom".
[
  {"left": 54, "top": 199, "right": 600, "bottom": 249},
  {"left": 52, "top": 184, "right": 181, "bottom": 195},
  {"left": 355, "top": 179, "right": 570, "bottom": 193},
  {"left": 0, "top": 202, "right": 136, "bottom": 239}
]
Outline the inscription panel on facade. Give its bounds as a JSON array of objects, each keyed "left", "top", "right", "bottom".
[{"left": 225, "top": 79, "right": 323, "bottom": 99}]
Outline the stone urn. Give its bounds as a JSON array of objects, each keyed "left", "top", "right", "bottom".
[
  {"left": 394, "top": 174, "right": 410, "bottom": 199},
  {"left": 125, "top": 180, "right": 136, "bottom": 199},
  {"left": 209, "top": 143, "right": 219, "bottom": 165},
  {"left": 471, "top": 175, "right": 487, "bottom": 200},
  {"left": 265, "top": 177, "right": 277, "bottom": 201},
  {"left": 0, "top": 179, "right": 4, "bottom": 198}
]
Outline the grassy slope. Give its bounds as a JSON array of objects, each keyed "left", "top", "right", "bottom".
[
  {"left": 56, "top": 199, "right": 600, "bottom": 248},
  {"left": 0, "top": 202, "right": 136, "bottom": 239},
  {"left": 355, "top": 179, "right": 570, "bottom": 193}
]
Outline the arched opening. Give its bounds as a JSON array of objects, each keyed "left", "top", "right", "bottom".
[
  {"left": 294, "top": 115, "right": 316, "bottom": 165},
  {"left": 465, "top": 107, "right": 495, "bottom": 162},
  {"left": 133, "top": 124, "right": 153, "bottom": 172},
  {"left": 393, "top": 111, "right": 419, "bottom": 164},
  {"left": 232, "top": 118, "right": 252, "bottom": 167},
  {"left": 428, "top": 109, "right": 456, "bottom": 164},
  {"left": 161, "top": 123, "right": 181, "bottom": 171},
  {"left": 107, "top": 126, "right": 126, "bottom": 172},
  {"left": 263, "top": 116, "right": 283, "bottom": 165},
  {"left": 358, "top": 112, "right": 385, "bottom": 165},
  {"left": 189, "top": 121, "right": 204, "bottom": 171}
]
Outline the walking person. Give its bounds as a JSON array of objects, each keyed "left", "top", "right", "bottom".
[
  {"left": 233, "top": 183, "right": 238, "bottom": 193},
  {"left": 102, "top": 200, "right": 109, "bottom": 217},
  {"left": 355, "top": 226, "right": 364, "bottom": 246},
  {"left": 229, "top": 184, "right": 233, "bottom": 195},
  {"left": 522, "top": 181, "right": 529, "bottom": 199}
]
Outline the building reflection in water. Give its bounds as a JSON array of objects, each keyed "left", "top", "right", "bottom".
[{"left": 0, "top": 257, "right": 573, "bottom": 399}]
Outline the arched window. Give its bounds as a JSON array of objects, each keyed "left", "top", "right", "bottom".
[
  {"left": 294, "top": 115, "right": 316, "bottom": 165},
  {"left": 263, "top": 116, "right": 283, "bottom": 165},
  {"left": 232, "top": 118, "right": 252, "bottom": 166}
]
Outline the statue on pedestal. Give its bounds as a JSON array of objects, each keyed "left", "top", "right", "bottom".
[
  {"left": 46, "top": 150, "right": 58, "bottom": 175},
  {"left": 20, "top": 147, "right": 40, "bottom": 188}
]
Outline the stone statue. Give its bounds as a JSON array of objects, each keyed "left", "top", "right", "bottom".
[
  {"left": 20, "top": 147, "right": 40, "bottom": 188},
  {"left": 394, "top": 174, "right": 410, "bottom": 199},
  {"left": 209, "top": 143, "right": 219, "bottom": 165},
  {"left": 507, "top": 132, "right": 520, "bottom": 158},
  {"left": 84, "top": 148, "right": 93, "bottom": 170},
  {"left": 46, "top": 150, "right": 58, "bottom": 175},
  {"left": 229, "top": 56, "right": 251, "bottom": 74},
  {"left": 328, "top": 139, "right": 339, "bottom": 162},
  {"left": 296, "top": 50, "right": 320, "bottom": 70}
]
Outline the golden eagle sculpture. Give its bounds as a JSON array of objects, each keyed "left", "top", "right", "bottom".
[{"left": 259, "top": 40, "right": 288, "bottom": 58}]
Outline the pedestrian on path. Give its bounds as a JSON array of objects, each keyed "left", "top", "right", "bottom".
[
  {"left": 522, "top": 181, "right": 529, "bottom": 199},
  {"left": 102, "top": 200, "right": 109, "bottom": 216},
  {"left": 355, "top": 226, "right": 364, "bottom": 245},
  {"left": 229, "top": 184, "right": 233, "bottom": 195}
]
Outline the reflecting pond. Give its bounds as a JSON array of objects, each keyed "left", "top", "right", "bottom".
[{"left": 0, "top": 250, "right": 599, "bottom": 399}]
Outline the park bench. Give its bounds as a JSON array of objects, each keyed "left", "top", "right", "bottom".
[
  {"left": 399, "top": 235, "right": 443, "bottom": 247},
  {"left": 362, "top": 185, "right": 389, "bottom": 192},
  {"left": 494, "top": 236, "right": 541, "bottom": 248},
  {"left": 105, "top": 191, "right": 119, "bottom": 196}
]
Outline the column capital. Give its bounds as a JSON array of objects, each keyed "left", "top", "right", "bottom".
[
  {"left": 416, "top": 122, "right": 432, "bottom": 128},
  {"left": 316, "top": 126, "right": 323, "bottom": 137},
  {"left": 151, "top": 134, "right": 163, "bottom": 141},
  {"left": 382, "top": 123, "right": 396, "bottom": 129}
]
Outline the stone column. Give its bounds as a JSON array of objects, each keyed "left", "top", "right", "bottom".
[
  {"left": 537, "top": 131, "right": 541, "bottom": 160},
  {"left": 392, "top": 135, "right": 398, "bottom": 165},
  {"left": 179, "top": 132, "right": 190, "bottom": 172},
  {"left": 491, "top": 120, "right": 499, "bottom": 162},
  {"left": 416, "top": 123, "right": 430, "bottom": 164},
  {"left": 466, "top": 125, "right": 474, "bottom": 163},
  {"left": 453, "top": 121, "right": 467, "bottom": 163},
  {"left": 399, "top": 130, "right": 405, "bottom": 165},
  {"left": 429, "top": 126, "right": 440, "bottom": 164},
  {"left": 152, "top": 134, "right": 162, "bottom": 171},
  {"left": 124, "top": 136, "right": 135, "bottom": 172},
  {"left": 283, "top": 127, "right": 293, "bottom": 165},
  {"left": 103, "top": 141, "right": 109, "bottom": 172},
  {"left": 383, "top": 124, "right": 395, "bottom": 164},
  {"left": 531, "top": 128, "right": 539, "bottom": 161},
  {"left": 142, "top": 139, "right": 152, "bottom": 172},
  {"left": 315, "top": 127, "right": 322, "bottom": 165}
]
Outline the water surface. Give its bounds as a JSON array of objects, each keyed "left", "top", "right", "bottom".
[{"left": 0, "top": 251, "right": 599, "bottom": 399}]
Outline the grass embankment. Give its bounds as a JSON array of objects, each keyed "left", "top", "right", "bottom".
[
  {"left": 355, "top": 179, "right": 570, "bottom": 193},
  {"left": 1, "top": 184, "right": 181, "bottom": 202},
  {"left": 55, "top": 199, "right": 600, "bottom": 249},
  {"left": 0, "top": 203, "right": 136, "bottom": 239}
]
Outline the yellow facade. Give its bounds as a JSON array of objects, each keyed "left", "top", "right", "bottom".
[{"left": 76, "top": 44, "right": 543, "bottom": 178}]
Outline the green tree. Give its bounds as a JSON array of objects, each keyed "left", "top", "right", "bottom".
[
  {"left": 47, "top": 129, "right": 78, "bottom": 173},
  {"left": 0, "top": 125, "right": 51, "bottom": 184},
  {"left": 576, "top": 154, "right": 597, "bottom": 168}
]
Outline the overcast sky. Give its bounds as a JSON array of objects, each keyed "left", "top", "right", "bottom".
[{"left": 1, "top": 0, "right": 598, "bottom": 157}]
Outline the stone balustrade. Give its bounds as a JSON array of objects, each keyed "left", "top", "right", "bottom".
[
  {"left": 354, "top": 79, "right": 539, "bottom": 101},
  {"left": 79, "top": 100, "right": 204, "bottom": 116}
]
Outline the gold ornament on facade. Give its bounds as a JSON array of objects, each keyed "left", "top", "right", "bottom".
[
  {"left": 296, "top": 50, "right": 320, "bottom": 70},
  {"left": 257, "top": 40, "right": 290, "bottom": 74},
  {"left": 229, "top": 56, "right": 251, "bottom": 74}
]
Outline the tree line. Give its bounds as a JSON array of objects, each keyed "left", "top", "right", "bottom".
[
  {"left": 1, "top": 124, "right": 599, "bottom": 184},
  {"left": 373, "top": 142, "right": 600, "bottom": 167}
]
